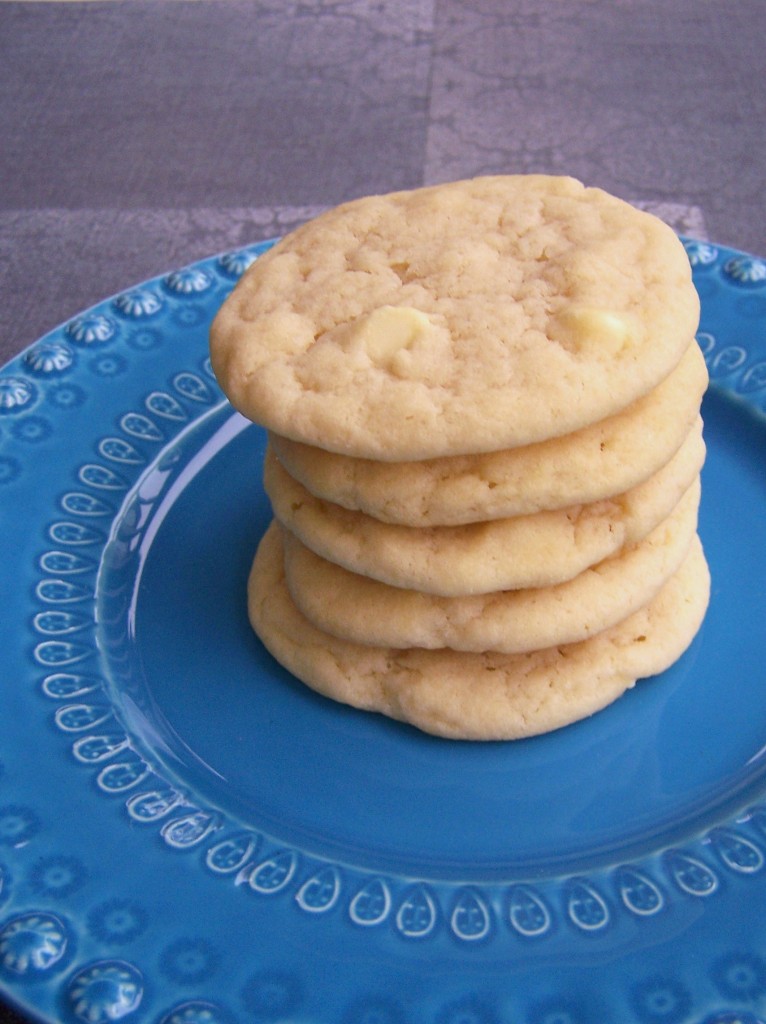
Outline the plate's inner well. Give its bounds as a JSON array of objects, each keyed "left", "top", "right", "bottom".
[{"left": 96, "top": 387, "right": 766, "bottom": 883}]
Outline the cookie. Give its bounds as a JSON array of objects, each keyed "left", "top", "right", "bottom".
[
  {"left": 269, "top": 341, "right": 707, "bottom": 526},
  {"left": 248, "top": 524, "right": 710, "bottom": 740},
  {"left": 281, "top": 477, "right": 700, "bottom": 653},
  {"left": 264, "top": 420, "right": 705, "bottom": 596},
  {"left": 210, "top": 175, "right": 699, "bottom": 461}
]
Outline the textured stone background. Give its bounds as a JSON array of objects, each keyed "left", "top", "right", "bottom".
[{"left": 2, "top": 0, "right": 766, "bottom": 363}]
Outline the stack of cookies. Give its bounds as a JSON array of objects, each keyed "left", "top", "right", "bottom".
[{"left": 210, "top": 175, "right": 710, "bottom": 740}]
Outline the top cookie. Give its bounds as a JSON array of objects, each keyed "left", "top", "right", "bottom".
[{"left": 210, "top": 175, "right": 699, "bottom": 461}]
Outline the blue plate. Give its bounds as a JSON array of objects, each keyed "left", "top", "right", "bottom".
[{"left": 1, "top": 237, "right": 766, "bottom": 1024}]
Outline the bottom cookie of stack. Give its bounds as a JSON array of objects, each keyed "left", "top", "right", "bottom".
[{"left": 248, "top": 521, "right": 710, "bottom": 741}]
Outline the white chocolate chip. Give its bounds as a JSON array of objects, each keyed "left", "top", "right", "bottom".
[
  {"left": 549, "top": 306, "right": 636, "bottom": 356},
  {"left": 347, "top": 305, "right": 433, "bottom": 364}
]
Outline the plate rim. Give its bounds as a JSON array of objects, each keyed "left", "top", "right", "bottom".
[{"left": 2, "top": 234, "right": 766, "bottom": 1023}]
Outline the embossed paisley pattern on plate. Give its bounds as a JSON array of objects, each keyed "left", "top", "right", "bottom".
[{"left": 1, "top": 237, "right": 766, "bottom": 1023}]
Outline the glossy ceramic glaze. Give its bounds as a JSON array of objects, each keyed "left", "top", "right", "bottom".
[{"left": 1, "top": 237, "right": 766, "bottom": 1024}]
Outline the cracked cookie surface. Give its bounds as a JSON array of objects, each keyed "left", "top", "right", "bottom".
[{"left": 210, "top": 175, "right": 699, "bottom": 460}]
